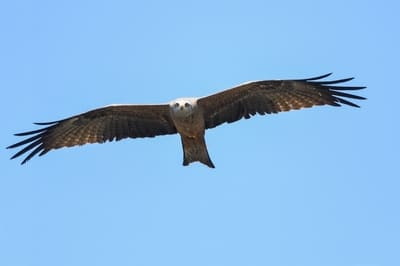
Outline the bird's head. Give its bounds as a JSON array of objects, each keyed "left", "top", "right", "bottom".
[{"left": 169, "top": 98, "right": 197, "bottom": 117}]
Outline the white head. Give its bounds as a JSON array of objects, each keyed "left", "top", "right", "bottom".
[{"left": 169, "top": 97, "right": 198, "bottom": 117}]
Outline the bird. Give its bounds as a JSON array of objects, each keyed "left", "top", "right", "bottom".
[{"left": 7, "top": 73, "right": 366, "bottom": 168}]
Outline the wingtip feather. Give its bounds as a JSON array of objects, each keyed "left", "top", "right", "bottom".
[
  {"left": 34, "top": 121, "right": 57, "bottom": 126},
  {"left": 300, "top": 73, "right": 333, "bottom": 81}
]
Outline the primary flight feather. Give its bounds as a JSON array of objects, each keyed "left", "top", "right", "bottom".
[{"left": 7, "top": 73, "right": 366, "bottom": 167}]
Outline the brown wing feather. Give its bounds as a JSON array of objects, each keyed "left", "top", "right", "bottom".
[
  {"left": 197, "top": 73, "right": 366, "bottom": 129},
  {"left": 7, "top": 104, "right": 177, "bottom": 164}
]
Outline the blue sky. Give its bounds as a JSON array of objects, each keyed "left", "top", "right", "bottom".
[{"left": 1, "top": 1, "right": 399, "bottom": 265}]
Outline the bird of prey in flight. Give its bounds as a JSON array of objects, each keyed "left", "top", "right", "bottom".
[{"left": 7, "top": 73, "right": 365, "bottom": 168}]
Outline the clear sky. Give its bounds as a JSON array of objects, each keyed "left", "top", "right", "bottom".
[{"left": 1, "top": 1, "right": 399, "bottom": 265}]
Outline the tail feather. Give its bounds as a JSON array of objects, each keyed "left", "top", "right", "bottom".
[{"left": 181, "top": 135, "right": 215, "bottom": 168}]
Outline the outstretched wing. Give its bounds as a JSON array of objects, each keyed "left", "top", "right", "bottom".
[
  {"left": 197, "top": 73, "right": 366, "bottom": 129},
  {"left": 7, "top": 104, "right": 177, "bottom": 164}
]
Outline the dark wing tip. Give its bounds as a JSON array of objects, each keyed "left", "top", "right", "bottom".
[
  {"left": 297, "top": 73, "right": 333, "bottom": 81},
  {"left": 7, "top": 122, "right": 58, "bottom": 164},
  {"left": 34, "top": 120, "right": 60, "bottom": 126},
  {"left": 301, "top": 73, "right": 366, "bottom": 108},
  {"left": 299, "top": 73, "right": 362, "bottom": 86},
  {"left": 12, "top": 120, "right": 60, "bottom": 136}
]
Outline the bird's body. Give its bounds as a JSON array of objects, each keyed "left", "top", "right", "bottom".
[
  {"left": 169, "top": 98, "right": 214, "bottom": 167},
  {"left": 7, "top": 73, "right": 366, "bottom": 167}
]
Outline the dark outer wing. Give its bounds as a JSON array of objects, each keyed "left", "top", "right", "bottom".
[
  {"left": 7, "top": 104, "right": 177, "bottom": 164},
  {"left": 197, "top": 73, "right": 366, "bottom": 129}
]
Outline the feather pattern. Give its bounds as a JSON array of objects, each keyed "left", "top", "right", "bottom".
[
  {"left": 7, "top": 104, "right": 176, "bottom": 164},
  {"left": 198, "top": 73, "right": 366, "bottom": 129}
]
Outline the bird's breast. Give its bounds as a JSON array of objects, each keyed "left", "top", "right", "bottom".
[{"left": 171, "top": 112, "right": 205, "bottom": 137}]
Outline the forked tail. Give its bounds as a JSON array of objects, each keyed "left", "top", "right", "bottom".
[{"left": 180, "top": 135, "right": 215, "bottom": 168}]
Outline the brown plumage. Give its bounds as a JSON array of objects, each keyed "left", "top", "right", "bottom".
[{"left": 7, "top": 73, "right": 366, "bottom": 167}]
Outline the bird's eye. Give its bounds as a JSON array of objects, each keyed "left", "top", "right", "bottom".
[
  {"left": 184, "top": 103, "right": 190, "bottom": 108},
  {"left": 174, "top": 103, "right": 179, "bottom": 107}
]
